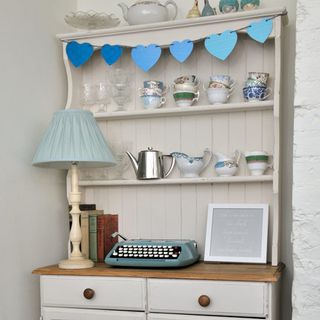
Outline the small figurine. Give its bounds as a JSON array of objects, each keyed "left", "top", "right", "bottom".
[
  {"left": 187, "top": 0, "right": 201, "bottom": 18},
  {"left": 201, "top": 0, "right": 217, "bottom": 16}
]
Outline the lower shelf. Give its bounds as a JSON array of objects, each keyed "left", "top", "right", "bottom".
[{"left": 78, "top": 175, "right": 273, "bottom": 187}]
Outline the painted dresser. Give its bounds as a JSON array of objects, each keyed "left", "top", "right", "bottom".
[
  {"left": 33, "top": 262, "right": 283, "bottom": 320},
  {"left": 34, "top": 6, "right": 287, "bottom": 320}
]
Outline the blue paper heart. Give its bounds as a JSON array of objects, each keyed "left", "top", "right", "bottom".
[
  {"left": 169, "top": 40, "right": 194, "bottom": 63},
  {"left": 204, "top": 30, "right": 238, "bottom": 61},
  {"left": 247, "top": 18, "right": 273, "bottom": 44},
  {"left": 66, "top": 41, "right": 94, "bottom": 68},
  {"left": 101, "top": 44, "right": 123, "bottom": 65},
  {"left": 131, "top": 44, "right": 162, "bottom": 72}
]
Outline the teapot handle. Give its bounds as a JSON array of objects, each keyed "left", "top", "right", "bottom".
[
  {"left": 163, "top": 154, "right": 176, "bottom": 178},
  {"left": 164, "top": 0, "right": 178, "bottom": 20}
]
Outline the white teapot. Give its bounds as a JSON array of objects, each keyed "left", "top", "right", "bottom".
[{"left": 118, "top": 0, "right": 178, "bottom": 25}]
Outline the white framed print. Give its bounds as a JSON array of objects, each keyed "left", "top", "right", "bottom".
[{"left": 204, "top": 203, "right": 269, "bottom": 264}]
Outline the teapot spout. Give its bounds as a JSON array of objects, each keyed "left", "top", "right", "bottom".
[
  {"left": 118, "top": 2, "right": 129, "bottom": 21},
  {"left": 126, "top": 151, "right": 138, "bottom": 174}
]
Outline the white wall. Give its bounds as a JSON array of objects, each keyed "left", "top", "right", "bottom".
[
  {"left": 0, "top": 1, "right": 76, "bottom": 319},
  {"left": 293, "top": 1, "right": 320, "bottom": 319},
  {"left": 75, "top": 1, "right": 295, "bottom": 320}
]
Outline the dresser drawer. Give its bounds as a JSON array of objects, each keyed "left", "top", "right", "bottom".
[
  {"left": 147, "top": 279, "right": 267, "bottom": 317},
  {"left": 148, "top": 313, "right": 257, "bottom": 320},
  {"left": 41, "top": 276, "right": 146, "bottom": 310}
]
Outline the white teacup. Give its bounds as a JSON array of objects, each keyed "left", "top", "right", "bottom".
[
  {"left": 207, "top": 87, "right": 233, "bottom": 104},
  {"left": 245, "top": 151, "right": 272, "bottom": 176}
]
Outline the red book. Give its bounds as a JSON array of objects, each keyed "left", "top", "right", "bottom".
[
  {"left": 104, "top": 214, "right": 119, "bottom": 257},
  {"left": 97, "top": 215, "right": 105, "bottom": 262}
]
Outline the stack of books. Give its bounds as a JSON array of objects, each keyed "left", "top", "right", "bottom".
[{"left": 69, "top": 204, "right": 118, "bottom": 262}]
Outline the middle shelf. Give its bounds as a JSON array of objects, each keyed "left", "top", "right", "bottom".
[
  {"left": 93, "top": 101, "right": 274, "bottom": 121},
  {"left": 79, "top": 175, "right": 273, "bottom": 187}
]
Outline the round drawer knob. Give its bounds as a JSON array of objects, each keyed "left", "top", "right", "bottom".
[
  {"left": 198, "top": 295, "right": 210, "bottom": 307},
  {"left": 83, "top": 288, "right": 95, "bottom": 300}
]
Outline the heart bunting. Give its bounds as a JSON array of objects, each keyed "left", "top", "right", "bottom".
[
  {"left": 169, "top": 40, "right": 194, "bottom": 63},
  {"left": 204, "top": 30, "right": 238, "bottom": 61},
  {"left": 66, "top": 41, "right": 94, "bottom": 68},
  {"left": 101, "top": 44, "right": 123, "bottom": 65},
  {"left": 131, "top": 44, "right": 162, "bottom": 72},
  {"left": 247, "top": 18, "right": 273, "bottom": 44},
  {"left": 65, "top": 16, "right": 279, "bottom": 68}
]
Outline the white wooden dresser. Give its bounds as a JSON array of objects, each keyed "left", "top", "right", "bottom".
[
  {"left": 33, "top": 6, "right": 287, "bottom": 320},
  {"left": 33, "top": 262, "right": 283, "bottom": 320}
]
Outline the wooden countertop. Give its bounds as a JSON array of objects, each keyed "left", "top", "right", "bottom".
[{"left": 33, "top": 261, "right": 284, "bottom": 282}]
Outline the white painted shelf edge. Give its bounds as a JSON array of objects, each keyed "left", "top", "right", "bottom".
[
  {"left": 57, "top": 7, "right": 287, "bottom": 42},
  {"left": 79, "top": 175, "right": 273, "bottom": 187},
  {"left": 94, "top": 101, "right": 274, "bottom": 121}
]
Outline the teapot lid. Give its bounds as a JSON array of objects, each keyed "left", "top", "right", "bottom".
[
  {"left": 133, "top": 0, "right": 161, "bottom": 6},
  {"left": 141, "top": 146, "right": 159, "bottom": 152}
]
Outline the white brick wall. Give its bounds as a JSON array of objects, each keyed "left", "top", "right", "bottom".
[{"left": 293, "top": 1, "right": 320, "bottom": 319}]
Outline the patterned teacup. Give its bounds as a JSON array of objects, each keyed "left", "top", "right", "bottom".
[
  {"left": 243, "top": 86, "right": 271, "bottom": 102},
  {"left": 209, "top": 75, "right": 235, "bottom": 89},
  {"left": 248, "top": 72, "right": 269, "bottom": 86},
  {"left": 144, "top": 80, "right": 166, "bottom": 92},
  {"left": 173, "top": 91, "right": 199, "bottom": 107},
  {"left": 173, "top": 75, "right": 199, "bottom": 92},
  {"left": 141, "top": 95, "right": 166, "bottom": 109}
]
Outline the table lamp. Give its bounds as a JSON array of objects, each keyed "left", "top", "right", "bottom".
[{"left": 32, "top": 109, "right": 116, "bottom": 269}]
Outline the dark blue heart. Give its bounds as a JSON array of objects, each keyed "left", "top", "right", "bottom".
[
  {"left": 66, "top": 41, "right": 94, "bottom": 68},
  {"left": 101, "top": 44, "right": 123, "bottom": 65},
  {"left": 204, "top": 30, "right": 238, "bottom": 61},
  {"left": 247, "top": 18, "right": 273, "bottom": 44},
  {"left": 169, "top": 40, "right": 194, "bottom": 63},
  {"left": 131, "top": 44, "right": 162, "bottom": 72}
]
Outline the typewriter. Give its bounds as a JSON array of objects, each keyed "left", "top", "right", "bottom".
[{"left": 105, "top": 237, "right": 200, "bottom": 268}]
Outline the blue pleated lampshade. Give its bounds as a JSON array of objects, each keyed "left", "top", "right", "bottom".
[{"left": 32, "top": 109, "right": 116, "bottom": 169}]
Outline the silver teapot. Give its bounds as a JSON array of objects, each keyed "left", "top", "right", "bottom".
[
  {"left": 126, "top": 147, "right": 175, "bottom": 179},
  {"left": 118, "top": 0, "right": 178, "bottom": 25}
]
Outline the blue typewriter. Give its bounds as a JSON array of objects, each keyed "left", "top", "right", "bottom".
[{"left": 105, "top": 238, "right": 200, "bottom": 268}]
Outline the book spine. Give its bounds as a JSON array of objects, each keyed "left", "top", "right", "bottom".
[
  {"left": 104, "top": 214, "right": 119, "bottom": 257},
  {"left": 97, "top": 215, "right": 106, "bottom": 262},
  {"left": 80, "top": 213, "right": 89, "bottom": 259},
  {"left": 89, "top": 216, "right": 98, "bottom": 262}
]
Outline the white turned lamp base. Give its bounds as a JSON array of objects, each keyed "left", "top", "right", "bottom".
[
  {"left": 59, "top": 258, "right": 94, "bottom": 269},
  {"left": 59, "top": 163, "right": 95, "bottom": 270}
]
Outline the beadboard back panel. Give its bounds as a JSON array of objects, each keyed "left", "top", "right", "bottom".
[
  {"left": 72, "top": 38, "right": 275, "bottom": 261},
  {"left": 58, "top": 10, "right": 285, "bottom": 265}
]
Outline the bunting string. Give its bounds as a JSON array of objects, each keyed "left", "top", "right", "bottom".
[{"left": 65, "top": 14, "right": 285, "bottom": 72}]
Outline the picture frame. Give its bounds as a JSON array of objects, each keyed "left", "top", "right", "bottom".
[{"left": 204, "top": 203, "right": 269, "bottom": 263}]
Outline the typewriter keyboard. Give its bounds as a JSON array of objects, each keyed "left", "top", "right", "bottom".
[{"left": 110, "top": 245, "right": 181, "bottom": 259}]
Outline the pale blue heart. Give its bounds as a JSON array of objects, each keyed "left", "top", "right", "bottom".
[
  {"left": 247, "top": 18, "right": 273, "bottom": 44},
  {"left": 131, "top": 44, "right": 162, "bottom": 72},
  {"left": 66, "top": 41, "right": 94, "bottom": 68},
  {"left": 169, "top": 40, "right": 194, "bottom": 63},
  {"left": 204, "top": 30, "right": 238, "bottom": 61},
  {"left": 101, "top": 44, "right": 123, "bottom": 65}
]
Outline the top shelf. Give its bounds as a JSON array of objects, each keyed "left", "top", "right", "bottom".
[{"left": 57, "top": 7, "right": 287, "bottom": 47}]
